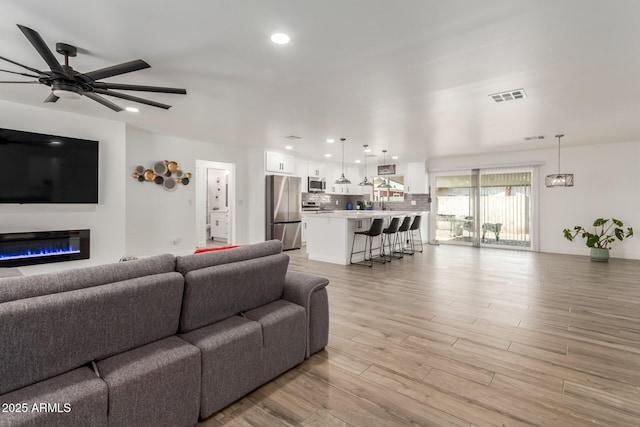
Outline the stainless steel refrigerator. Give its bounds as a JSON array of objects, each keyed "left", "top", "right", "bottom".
[{"left": 266, "top": 175, "right": 302, "bottom": 250}]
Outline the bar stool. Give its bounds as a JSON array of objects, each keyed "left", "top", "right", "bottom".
[
  {"left": 395, "top": 216, "right": 412, "bottom": 258},
  {"left": 350, "top": 218, "right": 385, "bottom": 267},
  {"left": 381, "top": 217, "right": 401, "bottom": 262},
  {"left": 406, "top": 215, "right": 424, "bottom": 254}
]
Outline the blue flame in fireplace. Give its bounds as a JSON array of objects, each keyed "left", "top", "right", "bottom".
[{"left": 0, "top": 244, "right": 80, "bottom": 261}]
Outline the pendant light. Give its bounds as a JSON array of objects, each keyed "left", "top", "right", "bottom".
[
  {"left": 545, "top": 134, "right": 574, "bottom": 187},
  {"left": 334, "top": 137, "right": 351, "bottom": 184},
  {"left": 358, "top": 144, "right": 373, "bottom": 186},
  {"left": 377, "top": 149, "right": 392, "bottom": 189}
]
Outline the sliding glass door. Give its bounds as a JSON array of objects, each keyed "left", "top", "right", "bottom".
[{"left": 433, "top": 167, "right": 534, "bottom": 250}]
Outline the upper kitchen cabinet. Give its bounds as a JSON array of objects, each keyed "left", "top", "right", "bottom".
[
  {"left": 295, "top": 158, "right": 308, "bottom": 183},
  {"left": 265, "top": 151, "right": 295, "bottom": 174},
  {"left": 308, "top": 161, "right": 327, "bottom": 179},
  {"left": 405, "top": 161, "right": 427, "bottom": 194}
]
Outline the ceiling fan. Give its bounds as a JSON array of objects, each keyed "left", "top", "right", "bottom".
[{"left": 0, "top": 24, "right": 187, "bottom": 112}]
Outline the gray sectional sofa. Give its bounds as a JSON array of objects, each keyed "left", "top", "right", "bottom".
[{"left": 0, "top": 240, "right": 329, "bottom": 427}]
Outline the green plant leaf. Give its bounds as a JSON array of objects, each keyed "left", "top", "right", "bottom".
[
  {"left": 586, "top": 234, "right": 599, "bottom": 247},
  {"left": 615, "top": 228, "right": 624, "bottom": 240},
  {"left": 612, "top": 218, "right": 623, "bottom": 227},
  {"left": 593, "top": 218, "right": 608, "bottom": 227}
]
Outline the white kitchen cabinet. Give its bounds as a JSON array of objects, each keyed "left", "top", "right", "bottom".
[
  {"left": 405, "top": 161, "right": 427, "bottom": 194},
  {"left": 295, "top": 159, "right": 308, "bottom": 183},
  {"left": 265, "top": 151, "right": 295, "bottom": 174},
  {"left": 308, "top": 161, "right": 326, "bottom": 179},
  {"left": 301, "top": 215, "right": 308, "bottom": 245}
]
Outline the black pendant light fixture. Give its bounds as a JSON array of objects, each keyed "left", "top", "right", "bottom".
[
  {"left": 358, "top": 144, "right": 373, "bottom": 186},
  {"left": 545, "top": 134, "right": 574, "bottom": 187},
  {"left": 377, "top": 149, "right": 392, "bottom": 189},
  {"left": 334, "top": 137, "right": 351, "bottom": 184}
]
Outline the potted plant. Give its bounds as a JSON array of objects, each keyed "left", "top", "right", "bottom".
[{"left": 563, "top": 218, "right": 634, "bottom": 262}]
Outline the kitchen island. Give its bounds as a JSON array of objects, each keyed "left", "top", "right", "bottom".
[{"left": 305, "top": 210, "right": 428, "bottom": 265}]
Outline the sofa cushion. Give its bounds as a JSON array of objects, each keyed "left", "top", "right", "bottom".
[
  {"left": 244, "top": 300, "right": 306, "bottom": 381},
  {"left": 179, "top": 253, "right": 289, "bottom": 332},
  {"left": 179, "top": 315, "right": 263, "bottom": 418},
  {"left": 0, "top": 367, "right": 107, "bottom": 427},
  {"left": 0, "top": 272, "right": 184, "bottom": 396},
  {"left": 175, "top": 240, "right": 282, "bottom": 276},
  {"left": 96, "top": 336, "right": 200, "bottom": 427},
  {"left": 0, "top": 254, "right": 176, "bottom": 303}
]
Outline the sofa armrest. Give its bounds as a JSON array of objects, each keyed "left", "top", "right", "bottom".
[{"left": 282, "top": 271, "right": 329, "bottom": 357}]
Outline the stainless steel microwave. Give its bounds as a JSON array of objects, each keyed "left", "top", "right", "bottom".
[{"left": 308, "top": 177, "right": 326, "bottom": 193}]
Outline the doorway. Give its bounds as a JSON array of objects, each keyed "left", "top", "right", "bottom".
[
  {"left": 432, "top": 166, "right": 535, "bottom": 250},
  {"left": 195, "top": 159, "right": 236, "bottom": 248}
]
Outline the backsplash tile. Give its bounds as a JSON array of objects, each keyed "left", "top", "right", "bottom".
[{"left": 302, "top": 192, "right": 430, "bottom": 211}]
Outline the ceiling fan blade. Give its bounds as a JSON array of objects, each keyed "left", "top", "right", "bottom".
[
  {"left": 93, "top": 82, "right": 187, "bottom": 94},
  {"left": 17, "top": 25, "right": 66, "bottom": 77},
  {"left": 0, "top": 55, "right": 44, "bottom": 75},
  {"left": 0, "top": 80, "right": 39, "bottom": 83},
  {"left": 83, "top": 59, "right": 150, "bottom": 81},
  {"left": 93, "top": 88, "right": 171, "bottom": 109},
  {"left": 84, "top": 92, "right": 124, "bottom": 112},
  {"left": 44, "top": 92, "right": 59, "bottom": 103},
  {"left": 0, "top": 68, "right": 41, "bottom": 79}
]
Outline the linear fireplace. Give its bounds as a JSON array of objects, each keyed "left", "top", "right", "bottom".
[{"left": 0, "top": 229, "right": 90, "bottom": 268}]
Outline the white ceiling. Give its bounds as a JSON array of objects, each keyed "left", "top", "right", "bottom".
[{"left": 2, "top": 0, "right": 640, "bottom": 164}]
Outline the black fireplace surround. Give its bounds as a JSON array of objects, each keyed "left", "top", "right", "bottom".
[{"left": 0, "top": 229, "right": 90, "bottom": 268}]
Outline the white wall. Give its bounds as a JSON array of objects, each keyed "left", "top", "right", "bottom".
[
  {"left": 0, "top": 100, "right": 127, "bottom": 274},
  {"left": 124, "top": 126, "right": 261, "bottom": 257},
  {"left": 429, "top": 141, "right": 640, "bottom": 260}
]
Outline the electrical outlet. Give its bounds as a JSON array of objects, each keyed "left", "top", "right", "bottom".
[
  {"left": 411, "top": 200, "right": 416, "bottom": 206},
  {"left": 335, "top": 200, "right": 339, "bottom": 205}
]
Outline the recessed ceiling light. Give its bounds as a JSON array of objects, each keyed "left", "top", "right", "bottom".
[
  {"left": 271, "top": 33, "right": 290, "bottom": 44},
  {"left": 391, "top": 156, "right": 398, "bottom": 160},
  {"left": 355, "top": 160, "right": 361, "bottom": 163},
  {"left": 50, "top": 140, "right": 62, "bottom": 145},
  {"left": 326, "top": 139, "right": 335, "bottom": 143},
  {"left": 285, "top": 145, "right": 293, "bottom": 150},
  {"left": 324, "top": 154, "right": 332, "bottom": 158},
  {"left": 125, "top": 107, "right": 139, "bottom": 113}
]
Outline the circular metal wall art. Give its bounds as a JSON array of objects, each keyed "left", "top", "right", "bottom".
[
  {"left": 153, "top": 161, "right": 168, "bottom": 176},
  {"left": 163, "top": 177, "right": 177, "bottom": 191},
  {"left": 167, "top": 161, "right": 179, "bottom": 173},
  {"left": 132, "top": 160, "right": 192, "bottom": 190}
]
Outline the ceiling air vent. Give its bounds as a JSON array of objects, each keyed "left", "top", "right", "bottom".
[
  {"left": 524, "top": 135, "right": 545, "bottom": 141},
  {"left": 489, "top": 89, "right": 527, "bottom": 103},
  {"left": 283, "top": 135, "right": 302, "bottom": 140}
]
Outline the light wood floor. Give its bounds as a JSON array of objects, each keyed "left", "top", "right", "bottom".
[{"left": 200, "top": 244, "right": 640, "bottom": 426}]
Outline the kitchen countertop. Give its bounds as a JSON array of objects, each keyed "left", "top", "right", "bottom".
[{"left": 306, "top": 210, "right": 427, "bottom": 219}]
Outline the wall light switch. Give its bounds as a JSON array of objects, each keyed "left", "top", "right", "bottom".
[{"left": 411, "top": 200, "right": 416, "bottom": 206}]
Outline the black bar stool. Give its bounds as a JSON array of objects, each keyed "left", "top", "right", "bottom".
[
  {"left": 381, "top": 217, "right": 401, "bottom": 262},
  {"left": 350, "top": 218, "right": 386, "bottom": 267},
  {"left": 406, "top": 215, "right": 423, "bottom": 254},
  {"left": 395, "top": 216, "right": 412, "bottom": 258}
]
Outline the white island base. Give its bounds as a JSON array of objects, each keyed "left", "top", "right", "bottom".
[{"left": 305, "top": 211, "right": 428, "bottom": 265}]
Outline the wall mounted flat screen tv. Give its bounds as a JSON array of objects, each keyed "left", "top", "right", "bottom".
[{"left": 0, "top": 128, "right": 99, "bottom": 204}]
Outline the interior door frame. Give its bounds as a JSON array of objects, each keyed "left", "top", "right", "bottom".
[{"left": 195, "top": 159, "right": 236, "bottom": 248}]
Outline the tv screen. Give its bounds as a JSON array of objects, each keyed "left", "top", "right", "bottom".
[{"left": 0, "top": 128, "right": 99, "bottom": 204}]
